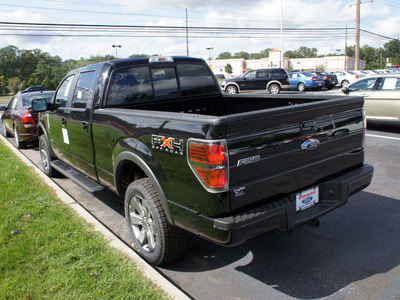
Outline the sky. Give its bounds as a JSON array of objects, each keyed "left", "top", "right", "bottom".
[{"left": 0, "top": 0, "right": 399, "bottom": 61}]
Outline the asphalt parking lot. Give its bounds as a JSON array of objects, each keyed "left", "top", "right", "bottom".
[{"left": 1, "top": 93, "right": 399, "bottom": 300}]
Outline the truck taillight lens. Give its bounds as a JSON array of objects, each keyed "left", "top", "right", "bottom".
[
  {"left": 21, "top": 111, "right": 35, "bottom": 124},
  {"left": 187, "top": 139, "right": 229, "bottom": 193}
]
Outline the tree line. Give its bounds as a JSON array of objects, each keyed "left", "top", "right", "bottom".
[
  {"left": 1, "top": 40, "right": 399, "bottom": 95},
  {"left": 216, "top": 39, "right": 400, "bottom": 70}
]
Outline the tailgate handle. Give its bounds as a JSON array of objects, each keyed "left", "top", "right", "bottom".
[{"left": 300, "top": 120, "right": 317, "bottom": 133}]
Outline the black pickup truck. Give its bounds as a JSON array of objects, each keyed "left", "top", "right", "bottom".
[{"left": 32, "top": 56, "right": 373, "bottom": 265}]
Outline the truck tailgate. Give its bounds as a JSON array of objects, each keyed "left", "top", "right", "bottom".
[{"left": 225, "top": 96, "right": 365, "bottom": 211}]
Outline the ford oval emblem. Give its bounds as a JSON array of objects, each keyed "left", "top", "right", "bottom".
[{"left": 301, "top": 138, "right": 320, "bottom": 151}]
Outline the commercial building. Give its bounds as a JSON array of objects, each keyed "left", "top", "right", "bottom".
[{"left": 209, "top": 49, "right": 366, "bottom": 77}]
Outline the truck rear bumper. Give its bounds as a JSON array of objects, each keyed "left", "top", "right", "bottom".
[{"left": 197, "top": 164, "right": 374, "bottom": 246}]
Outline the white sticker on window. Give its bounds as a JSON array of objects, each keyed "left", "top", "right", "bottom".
[{"left": 62, "top": 128, "right": 70, "bottom": 144}]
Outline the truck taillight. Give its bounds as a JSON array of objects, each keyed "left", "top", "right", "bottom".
[
  {"left": 187, "top": 139, "right": 229, "bottom": 192},
  {"left": 21, "top": 111, "right": 35, "bottom": 124}
]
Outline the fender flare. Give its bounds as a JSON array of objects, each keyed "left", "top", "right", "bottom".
[
  {"left": 224, "top": 82, "right": 240, "bottom": 92},
  {"left": 266, "top": 80, "right": 282, "bottom": 90},
  {"left": 114, "top": 151, "right": 175, "bottom": 225}
]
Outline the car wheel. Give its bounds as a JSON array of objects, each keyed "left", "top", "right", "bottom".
[
  {"left": 125, "top": 178, "right": 186, "bottom": 265},
  {"left": 39, "top": 135, "right": 59, "bottom": 177},
  {"left": 298, "top": 82, "right": 306, "bottom": 92},
  {"left": 341, "top": 80, "right": 349, "bottom": 87},
  {"left": 2, "top": 120, "right": 11, "bottom": 137},
  {"left": 14, "top": 126, "right": 26, "bottom": 149},
  {"left": 268, "top": 83, "right": 281, "bottom": 94},
  {"left": 226, "top": 85, "right": 238, "bottom": 94}
]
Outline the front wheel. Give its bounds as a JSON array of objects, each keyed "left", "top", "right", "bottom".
[
  {"left": 125, "top": 178, "right": 186, "bottom": 265},
  {"left": 268, "top": 83, "right": 281, "bottom": 94},
  {"left": 225, "top": 85, "right": 238, "bottom": 94},
  {"left": 298, "top": 82, "right": 306, "bottom": 92},
  {"left": 39, "top": 135, "right": 59, "bottom": 177},
  {"left": 341, "top": 80, "right": 349, "bottom": 87}
]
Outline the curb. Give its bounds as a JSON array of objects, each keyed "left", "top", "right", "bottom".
[{"left": 0, "top": 133, "right": 189, "bottom": 300}]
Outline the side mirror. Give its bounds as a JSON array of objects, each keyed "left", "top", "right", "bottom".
[
  {"left": 341, "top": 86, "right": 349, "bottom": 94},
  {"left": 0, "top": 106, "right": 6, "bottom": 111},
  {"left": 31, "top": 98, "right": 48, "bottom": 112}
]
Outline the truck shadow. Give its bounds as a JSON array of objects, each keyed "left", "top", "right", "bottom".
[{"left": 164, "top": 191, "right": 400, "bottom": 299}]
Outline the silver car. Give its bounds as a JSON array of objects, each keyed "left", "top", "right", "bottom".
[{"left": 342, "top": 74, "right": 400, "bottom": 126}]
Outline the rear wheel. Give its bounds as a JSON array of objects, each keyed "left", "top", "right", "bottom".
[
  {"left": 225, "top": 85, "right": 238, "bottom": 94},
  {"left": 298, "top": 82, "right": 306, "bottom": 92},
  {"left": 268, "top": 83, "right": 281, "bottom": 94},
  {"left": 341, "top": 80, "right": 349, "bottom": 87},
  {"left": 125, "top": 178, "right": 186, "bottom": 265},
  {"left": 14, "top": 127, "right": 26, "bottom": 149}
]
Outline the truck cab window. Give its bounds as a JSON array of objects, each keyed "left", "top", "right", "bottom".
[
  {"left": 73, "top": 71, "right": 96, "bottom": 109},
  {"left": 177, "top": 64, "right": 219, "bottom": 96},
  {"left": 107, "top": 66, "right": 153, "bottom": 106},
  {"left": 151, "top": 68, "right": 179, "bottom": 97},
  {"left": 54, "top": 75, "right": 74, "bottom": 110}
]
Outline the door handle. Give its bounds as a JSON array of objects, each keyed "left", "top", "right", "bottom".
[
  {"left": 61, "top": 117, "right": 67, "bottom": 125},
  {"left": 82, "top": 121, "right": 89, "bottom": 132}
]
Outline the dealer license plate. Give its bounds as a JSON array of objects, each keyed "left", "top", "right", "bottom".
[{"left": 296, "top": 186, "right": 319, "bottom": 212}]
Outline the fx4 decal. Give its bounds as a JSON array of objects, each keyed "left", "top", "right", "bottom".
[{"left": 151, "top": 135, "right": 184, "bottom": 156}]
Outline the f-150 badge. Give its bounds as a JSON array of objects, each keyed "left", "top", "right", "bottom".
[
  {"left": 301, "top": 138, "right": 320, "bottom": 151},
  {"left": 151, "top": 135, "right": 184, "bottom": 156},
  {"left": 237, "top": 155, "right": 260, "bottom": 167}
]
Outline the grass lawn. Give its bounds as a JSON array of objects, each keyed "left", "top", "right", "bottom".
[
  {"left": 0, "top": 95, "right": 12, "bottom": 103},
  {"left": 0, "top": 140, "right": 168, "bottom": 299}
]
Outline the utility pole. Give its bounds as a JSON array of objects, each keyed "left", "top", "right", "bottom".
[
  {"left": 355, "top": 0, "right": 360, "bottom": 70},
  {"left": 345, "top": 24, "right": 348, "bottom": 70},
  {"left": 186, "top": 8, "right": 189, "bottom": 56},
  {"left": 280, "top": 0, "right": 284, "bottom": 68}
]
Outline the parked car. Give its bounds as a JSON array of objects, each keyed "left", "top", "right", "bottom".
[
  {"left": 21, "top": 85, "right": 46, "bottom": 93},
  {"left": 309, "top": 71, "right": 338, "bottom": 89},
  {"left": 288, "top": 72, "right": 325, "bottom": 91},
  {"left": 220, "top": 68, "right": 290, "bottom": 94},
  {"left": 1, "top": 91, "right": 54, "bottom": 148},
  {"left": 330, "top": 70, "right": 363, "bottom": 87},
  {"left": 342, "top": 74, "right": 400, "bottom": 126}
]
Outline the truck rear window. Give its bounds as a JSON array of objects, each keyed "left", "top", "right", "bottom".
[{"left": 177, "top": 64, "right": 219, "bottom": 96}]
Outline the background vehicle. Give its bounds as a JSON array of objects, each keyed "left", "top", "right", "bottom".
[
  {"left": 32, "top": 56, "right": 373, "bottom": 265},
  {"left": 2, "top": 91, "right": 54, "bottom": 148},
  {"left": 21, "top": 85, "right": 46, "bottom": 93},
  {"left": 289, "top": 72, "right": 325, "bottom": 91},
  {"left": 330, "top": 70, "right": 363, "bottom": 87},
  {"left": 342, "top": 74, "right": 400, "bottom": 126},
  {"left": 220, "top": 68, "right": 290, "bottom": 94},
  {"left": 309, "top": 71, "right": 338, "bottom": 89}
]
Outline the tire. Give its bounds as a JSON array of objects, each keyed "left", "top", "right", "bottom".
[
  {"left": 2, "top": 119, "right": 11, "bottom": 137},
  {"left": 125, "top": 178, "right": 186, "bottom": 265},
  {"left": 225, "top": 85, "right": 238, "bottom": 94},
  {"left": 39, "top": 135, "right": 59, "bottom": 177},
  {"left": 297, "top": 82, "right": 306, "bottom": 92},
  {"left": 268, "top": 83, "right": 281, "bottom": 94},
  {"left": 341, "top": 80, "right": 349, "bottom": 87},
  {"left": 14, "top": 126, "right": 26, "bottom": 149}
]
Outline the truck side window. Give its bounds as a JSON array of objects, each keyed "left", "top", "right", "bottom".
[
  {"left": 177, "top": 64, "right": 219, "bottom": 96},
  {"left": 151, "top": 68, "right": 179, "bottom": 97},
  {"left": 55, "top": 75, "right": 75, "bottom": 110},
  {"left": 73, "top": 71, "right": 96, "bottom": 109},
  {"left": 107, "top": 66, "right": 153, "bottom": 106}
]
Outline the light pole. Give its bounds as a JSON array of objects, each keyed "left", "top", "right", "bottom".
[
  {"left": 112, "top": 45, "right": 121, "bottom": 58},
  {"left": 336, "top": 49, "right": 341, "bottom": 70},
  {"left": 206, "top": 47, "right": 213, "bottom": 64}
]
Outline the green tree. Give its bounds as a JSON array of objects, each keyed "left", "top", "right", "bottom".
[
  {"left": 284, "top": 50, "right": 295, "bottom": 58},
  {"left": 129, "top": 54, "right": 149, "bottom": 58},
  {"left": 7, "top": 77, "right": 21, "bottom": 94},
  {"left": 217, "top": 52, "right": 232, "bottom": 59},
  {"left": 34, "top": 78, "right": 41, "bottom": 86},
  {"left": 0, "top": 46, "right": 19, "bottom": 80},
  {"left": 0, "top": 75, "right": 8, "bottom": 95},
  {"left": 384, "top": 39, "right": 400, "bottom": 66},
  {"left": 316, "top": 64, "right": 326, "bottom": 71},
  {"left": 225, "top": 63, "right": 233, "bottom": 74},
  {"left": 20, "top": 80, "right": 27, "bottom": 91},
  {"left": 42, "top": 76, "right": 51, "bottom": 90},
  {"left": 27, "top": 78, "right": 35, "bottom": 87},
  {"left": 294, "top": 46, "right": 318, "bottom": 58},
  {"left": 233, "top": 51, "right": 250, "bottom": 60},
  {"left": 51, "top": 78, "right": 59, "bottom": 90}
]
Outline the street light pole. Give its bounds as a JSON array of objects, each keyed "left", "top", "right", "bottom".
[
  {"left": 112, "top": 45, "right": 121, "bottom": 58},
  {"left": 206, "top": 47, "right": 213, "bottom": 64}
]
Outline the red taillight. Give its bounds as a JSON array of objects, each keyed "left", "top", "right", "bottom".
[
  {"left": 311, "top": 77, "right": 317, "bottom": 81},
  {"left": 355, "top": 75, "right": 359, "bottom": 79},
  {"left": 188, "top": 139, "right": 229, "bottom": 192},
  {"left": 21, "top": 111, "right": 35, "bottom": 124},
  {"left": 323, "top": 76, "right": 328, "bottom": 80}
]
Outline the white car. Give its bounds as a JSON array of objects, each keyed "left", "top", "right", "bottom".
[
  {"left": 342, "top": 74, "right": 400, "bottom": 126},
  {"left": 330, "top": 70, "right": 364, "bottom": 87}
]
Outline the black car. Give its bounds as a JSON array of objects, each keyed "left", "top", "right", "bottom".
[
  {"left": 309, "top": 71, "right": 338, "bottom": 89},
  {"left": 21, "top": 85, "right": 46, "bottom": 93},
  {"left": 220, "top": 68, "right": 290, "bottom": 94}
]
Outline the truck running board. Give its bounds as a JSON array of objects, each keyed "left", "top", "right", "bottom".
[{"left": 50, "top": 160, "right": 104, "bottom": 193}]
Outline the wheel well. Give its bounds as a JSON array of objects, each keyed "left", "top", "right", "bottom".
[{"left": 116, "top": 160, "right": 146, "bottom": 198}]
